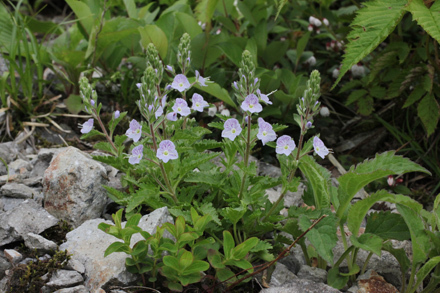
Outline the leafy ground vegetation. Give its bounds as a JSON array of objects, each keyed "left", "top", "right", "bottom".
[{"left": 1, "top": 0, "right": 440, "bottom": 292}]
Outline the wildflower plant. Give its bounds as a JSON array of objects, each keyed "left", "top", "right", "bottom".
[{"left": 80, "top": 35, "right": 432, "bottom": 291}]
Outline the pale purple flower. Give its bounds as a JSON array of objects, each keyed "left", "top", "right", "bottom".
[
  {"left": 241, "top": 94, "right": 263, "bottom": 113},
  {"left": 165, "top": 84, "right": 172, "bottom": 91},
  {"left": 254, "top": 78, "right": 258, "bottom": 85},
  {"left": 306, "top": 121, "right": 312, "bottom": 129},
  {"left": 126, "top": 119, "right": 142, "bottom": 142},
  {"left": 221, "top": 118, "right": 242, "bottom": 141},
  {"left": 171, "top": 74, "right": 191, "bottom": 92},
  {"left": 233, "top": 81, "right": 238, "bottom": 90},
  {"left": 156, "top": 140, "right": 178, "bottom": 163},
  {"left": 256, "top": 89, "right": 272, "bottom": 105},
  {"left": 195, "top": 70, "right": 207, "bottom": 86},
  {"left": 166, "top": 65, "right": 174, "bottom": 72},
  {"left": 136, "top": 83, "right": 142, "bottom": 89},
  {"left": 80, "top": 119, "right": 94, "bottom": 134},
  {"left": 129, "top": 145, "right": 143, "bottom": 165},
  {"left": 276, "top": 135, "right": 296, "bottom": 156},
  {"left": 313, "top": 136, "right": 329, "bottom": 159},
  {"left": 257, "top": 118, "right": 277, "bottom": 145},
  {"left": 191, "top": 93, "right": 209, "bottom": 112},
  {"left": 172, "top": 98, "right": 191, "bottom": 116},
  {"left": 167, "top": 112, "right": 177, "bottom": 121},
  {"left": 114, "top": 110, "right": 120, "bottom": 118},
  {"left": 155, "top": 106, "right": 163, "bottom": 118},
  {"left": 90, "top": 99, "right": 95, "bottom": 106}
]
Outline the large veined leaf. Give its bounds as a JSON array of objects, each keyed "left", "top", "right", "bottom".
[
  {"left": 138, "top": 25, "right": 168, "bottom": 58},
  {"left": 337, "top": 151, "right": 430, "bottom": 221},
  {"left": 333, "top": 0, "right": 407, "bottom": 88},
  {"left": 406, "top": 0, "right": 440, "bottom": 44},
  {"left": 298, "top": 155, "right": 332, "bottom": 209}
]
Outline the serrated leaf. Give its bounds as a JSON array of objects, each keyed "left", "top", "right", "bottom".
[
  {"left": 403, "top": 85, "right": 425, "bottom": 108},
  {"left": 357, "top": 95, "right": 374, "bottom": 116},
  {"left": 337, "top": 151, "right": 430, "bottom": 221},
  {"left": 299, "top": 213, "right": 338, "bottom": 264},
  {"left": 368, "top": 51, "right": 398, "bottom": 83},
  {"left": 346, "top": 89, "right": 367, "bottom": 106},
  {"left": 365, "top": 211, "right": 410, "bottom": 240},
  {"left": 406, "top": 0, "right": 440, "bottom": 44},
  {"left": 333, "top": 0, "right": 407, "bottom": 88},
  {"left": 417, "top": 94, "right": 439, "bottom": 137},
  {"left": 347, "top": 190, "right": 421, "bottom": 237},
  {"left": 350, "top": 233, "right": 383, "bottom": 256},
  {"left": 299, "top": 155, "right": 332, "bottom": 209}
]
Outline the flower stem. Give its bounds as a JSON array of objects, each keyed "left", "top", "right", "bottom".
[
  {"left": 92, "top": 109, "right": 118, "bottom": 154},
  {"left": 149, "top": 123, "right": 178, "bottom": 203},
  {"left": 238, "top": 113, "right": 252, "bottom": 199}
]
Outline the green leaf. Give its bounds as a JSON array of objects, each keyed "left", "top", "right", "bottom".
[
  {"left": 327, "top": 267, "right": 349, "bottom": 289},
  {"left": 299, "top": 213, "right": 338, "bottom": 264},
  {"left": 357, "top": 95, "right": 374, "bottom": 116},
  {"left": 413, "top": 256, "right": 440, "bottom": 290},
  {"left": 347, "top": 190, "right": 421, "bottom": 237},
  {"left": 231, "top": 237, "right": 259, "bottom": 260},
  {"left": 337, "top": 151, "right": 430, "bottom": 222},
  {"left": 346, "top": 89, "right": 367, "bottom": 106},
  {"left": 365, "top": 211, "right": 410, "bottom": 240},
  {"left": 299, "top": 155, "right": 332, "bottom": 209},
  {"left": 192, "top": 80, "right": 236, "bottom": 109},
  {"left": 66, "top": 0, "right": 94, "bottom": 33},
  {"left": 126, "top": 213, "right": 141, "bottom": 228},
  {"left": 138, "top": 25, "right": 168, "bottom": 58},
  {"left": 223, "top": 231, "right": 235, "bottom": 260},
  {"left": 417, "top": 94, "right": 439, "bottom": 137},
  {"left": 333, "top": 0, "right": 407, "bottom": 88},
  {"left": 104, "top": 242, "right": 131, "bottom": 257},
  {"left": 176, "top": 12, "right": 203, "bottom": 38},
  {"left": 406, "top": 0, "right": 440, "bottom": 44},
  {"left": 184, "top": 260, "right": 210, "bottom": 274},
  {"left": 350, "top": 233, "right": 383, "bottom": 256},
  {"left": 396, "top": 203, "right": 430, "bottom": 265},
  {"left": 382, "top": 241, "right": 411, "bottom": 274},
  {"left": 223, "top": 206, "right": 246, "bottom": 226},
  {"left": 295, "top": 31, "right": 311, "bottom": 67},
  {"left": 163, "top": 255, "right": 181, "bottom": 272},
  {"left": 403, "top": 85, "right": 425, "bottom": 108},
  {"left": 207, "top": 249, "right": 225, "bottom": 269},
  {"left": 64, "top": 94, "right": 84, "bottom": 114},
  {"left": 123, "top": 0, "right": 138, "bottom": 18},
  {"left": 179, "top": 250, "right": 194, "bottom": 270}
]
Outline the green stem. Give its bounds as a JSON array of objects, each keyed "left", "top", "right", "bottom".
[
  {"left": 407, "top": 263, "right": 418, "bottom": 293},
  {"left": 299, "top": 241, "right": 311, "bottom": 266},
  {"left": 149, "top": 123, "right": 177, "bottom": 203},
  {"left": 361, "top": 251, "right": 373, "bottom": 275},
  {"left": 339, "top": 223, "right": 353, "bottom": 272},
  {"left": 238, "top": 113, "right": 252, "bottom": 199}
]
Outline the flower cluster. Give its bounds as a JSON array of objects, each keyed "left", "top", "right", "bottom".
[{"left": 308, "top": 16, "right": 329, "bottom": 33}]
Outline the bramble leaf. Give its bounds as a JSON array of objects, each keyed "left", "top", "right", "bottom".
[
  {"left": 406, "top": 0, "right": 440, "bottom": 44},
  {"left": 333, "top": 0, "right": 407, "bottom": 88}
]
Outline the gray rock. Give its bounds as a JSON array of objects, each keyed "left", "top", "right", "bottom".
[
  {"left": 8, "top": 158, "right": 32, "bottom": 175},
  {"left": 0, "top": 197, "right": 25, "bottom": 211},
  {"left": 260, "top": 278, "right": 340, "bottom": 293},
  {"left": 297, "top": 265, "right": 327, "bottom": 283},
  {"left": 43, "top": 147, "right": 109, "bottom": 227},
  {"left": 24, "top": 233, "right": 58, "bottom": 253},
  {"left": 4, "top": 249, "right": 23, "bottom": 263},
  {"left": 53, "top": 285, "right": 89, "bottom": 293},
  {"left": 269, "top": 263, "right": 297, "bottom": 287},
  {"left": 1, "top": 182, "right": 38, "bottom": 198},
  {"left": 266, "top": 184, "right": 305, "bottom": 208},
  {"left": 0, "top": 255, "right": 11, "bottom": 278},
  {"left": 259, "top": 162, "right": 282, "bottom": 178},
  {"left": 66, "top": 258, "right": 86, "bottom": 274},
  {"left": 59, "top": 207, "right": 173, "bottom": 292},
  {"left": 21, "top": 176, "right": 43, "bottom": 186},
  {"left": 0, "top": 141, "right": 20, "bottom": 164},
  {"left": 45, "top": 269, "right": 84, "bottom": 288},
  {"left": 29, "top": 147, "right": 68, "bottom": 178},
  {"left": 0, "top": 199, "right": 59, "bottom": 246}
]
